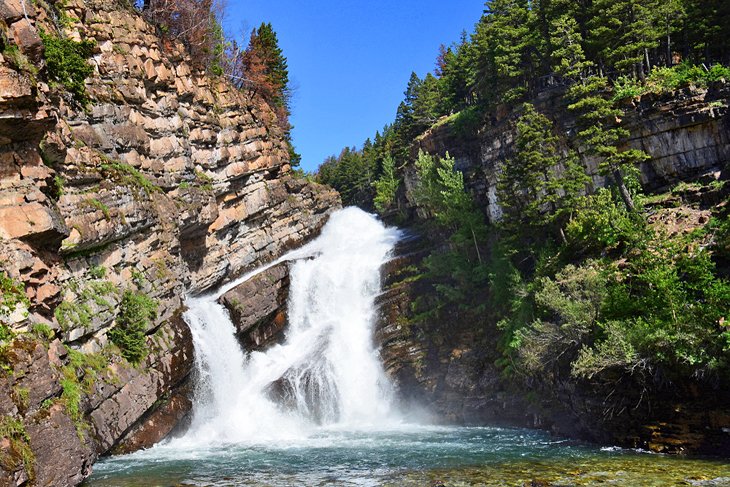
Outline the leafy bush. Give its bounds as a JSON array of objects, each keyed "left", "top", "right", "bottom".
[
  {"left": 612, "top": 76, "right": 643, "bottom": 101},
  {"left": 451, "top": 105, "right": 482, "bottom": 138},
  {"left": 39, "top": 31, "right": 94, "bottom": 104},
  {"left": 108, "top": 290, "right": 157, "bottom": 364},
  {"left": 512, "top": 263, "right": 607, "bottom": 376},
  {"left": 565, "top": 189, "right": 645, "bottom": 256},
  {"left": 601, "top": 240, "right": 730, "bottom": 375},
  {"left": 647, "top": 63, "right": 730, "bottom": 92}
]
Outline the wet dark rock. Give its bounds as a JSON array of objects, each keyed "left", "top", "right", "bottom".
[{"left": 220, "top": 261, "right": 290, "bottom": 350}]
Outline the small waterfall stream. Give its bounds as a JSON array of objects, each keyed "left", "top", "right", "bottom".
[{"left": 171, "top": 207, "right": 402, "bottom": 447}]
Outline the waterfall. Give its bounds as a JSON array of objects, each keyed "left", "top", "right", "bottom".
[{"left": 171, "top": 207, "right": 402, "bottom": 447}]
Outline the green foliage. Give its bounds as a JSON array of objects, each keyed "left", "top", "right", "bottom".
[
  {"left": 498, "top": 103, "right": 588, "bottom": 248},
  {"left": 565, "top": 188, "right": 645, "bottom": 256},
  {"left": 567, "top": 75, "right": 649, "bottom": 212},
  {"left": 372, "top": 156, "right": 399, "bottom": 214},
  {"left": 513, "top": 264, "right": 608, "bottom": 377},
  {"left": 449, "top": 106, "right": 482, "bottom": 138},
  {"left": 0, "top": 415, "right": 34, "bottom": 479},
  {"left": 612, "top": 76, "right": 644, "bottom": 101},
  {"left": 0, "top": 272, "right": 29, "bottom": 340},
  {"left": 611, "top": 63, "right": 730, "bottom": 101},
  {"left": 31, "top": 323, "right": 55, "bottom": 341},
  {"left": 60, "top": 368, "right": 82, "bottom": 424},
  {"left": 39, "top": 31, "right": 94, "bottom": 105},
  {"left": 108, "top": 290, "right": 157, "bottom": 365},
  {"left": 599, "top": 236, "right": 730, "bottom": 375},
  {"left": 587, "top": 0, "right": 658, "bottom": 78},
  {"left": 58, "top": 346, "right": 108, "bottom": 436},
  {"left": 475, "top": 0, "right": 537, "bottom": 103},
  {"left": 54, "top": 279, "right": 119, "bottom": 331},
  {"left": 506, "top": 211, "right": 730, "bottom": 383},
  {"left": 549, "top": 13, "right": 592, "bottom": 80},
  {"left": 571, "top": 320, "right": 639, "bottom": 379},
  {"left": 246, "top": 23, "right": 290, "bottom": 110},
  {"left": 101, "top": 160, "right": 161, "bottom": 194},
  {"left": 53, "top": 175, "right": 65, "bottom": 198},
  {"left": 1, "top": 44, "right": 37, "bottom": 77},
  {"left": 54, "top": 301, "right": 91, "bottom": 331},
  {"left": 89, "top": 265, "right": 107, "bottom": 279},
  {"left": 647, "top": 63, "right": 730, "bottom": 90},
  {"left": 412, "top": 151, "right": 489, "bottom": 310},
  {"left": 82, "top": 198, "right": 111, "bottom": 219},
  {"left": 195, "top": 171, "right": 214, "bottom": 191},
  {"left": 316, "top": 141, "right": 385, "bottom": 209}
]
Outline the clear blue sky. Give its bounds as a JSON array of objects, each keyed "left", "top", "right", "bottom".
[{"left": 224, "top": 1, "right": 485, "bottom": 173}]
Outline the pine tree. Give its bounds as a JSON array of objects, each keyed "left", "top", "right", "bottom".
[
  {"left": 683, "top": 0, "right": 730, "bottom": 64},
  {"left": 413, "top": 73, "right": 442, "bottom": 127},
  {"left": 373, "top": 156, "right": 400, "bottom": 214},
  {"left": 587, "top": 0, "right": 659, "bottom": 79},
  {"left": 475, "top": 0, "right": 538, "bottom": 103},
  {"left": 498, "top": 104, "right": 588, "bottom": 240},
  {"left": 395, "top": 72, "right": 423, "bottom": 138},
  {"left": 567, "top": 77, "right": 648, "bottom": 212},
  {"left": 243, "top": 23, "right": 299, "bottom": 165},
  {"left": 550, "top": 14, "right": 593, "bottom": 80},
  {"left": 436, "top": 33, "right": 478, "bottom": 112}
]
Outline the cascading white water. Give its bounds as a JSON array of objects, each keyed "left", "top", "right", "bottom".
[{"left": 171, "top": 207, "right": 402, "bottom": 447}]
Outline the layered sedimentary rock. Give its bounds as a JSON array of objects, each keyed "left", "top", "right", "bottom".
[
  {"left": 220, "top": 262, "right": 290, "bottom": 350},
  {"left": 411, "top": 83, "right": 729, "bottom": 221},
  {"left": 0, "top": 0, "right": 339, "bottom": 484}
]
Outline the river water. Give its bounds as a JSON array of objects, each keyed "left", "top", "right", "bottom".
[{"left": 85, "top": 208, "right": 730, "bottom": 486}]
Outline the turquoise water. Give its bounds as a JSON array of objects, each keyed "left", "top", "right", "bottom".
[{"left": 85, "top": 426, "right": 730, "bottom": 486}]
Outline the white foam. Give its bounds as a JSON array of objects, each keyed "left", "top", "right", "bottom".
[{"left": 166, "top": 207, "right": 403, "bottom": 448}]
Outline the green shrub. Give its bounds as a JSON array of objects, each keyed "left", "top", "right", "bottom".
[
  {"left": 195, "top": 170, "right": 214, "bottom": 191},
  {"left": 100, "top": 161, "right": 161, "bottom": 194},
  {"left": 598, "top": 233, "right": 730, "bottom": 376},
  {"left": 60, "top": 370, "right": 82, "bottom": 423},
  {"left": 451, "top": 106, "right": 482, "bottom": 138},
  {"left": 54, "top": 300, "right": 91, "bottom": 331},
  {"left": 2, "top": 44, "right": 37, "bottom": 76},
  {"left": 83, "top": 199, "right": 111, "bottom": 220},
  {"left": 565, "top": 189, "right": 645, "bottom": 256},
  {"left": 108, "top": 290, "right": 157, "bottom": 364},
  {"left": 0, "top": 272, "right": 29, "bottom": 340},
  {"left": 89, "top": 265, "right": 107, "bottom": 279},
  {"left": 647, "top": 63, "right": 730, "bottom": 92},
  {"left": 612, "top": 76, "right": 643, "bottom": 101},
  {"left": 31, "top": 323, "right": 55, "bottom": 341},
  {"left": 512, "top": 263, "right": 607, "bottom": 376},
  {"left": 572, "top": 320, "right": 639, "bottom": 379},
  {"left": 39, "top": 31, "right": 94, "bottom": 105},
  {"left": 0, "top": 415, "right": 34, "bottom": 479}
]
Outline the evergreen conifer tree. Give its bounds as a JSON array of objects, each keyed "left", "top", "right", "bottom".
[
  {"left": 475, "top": 0, "right": 537, "bottom": 103},
  {"left": 498, "top": 104, "right": 588, "bottom": 241}
]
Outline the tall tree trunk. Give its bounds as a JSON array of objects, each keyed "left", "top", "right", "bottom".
[{"left": 613, "top": 169, "right": 635, "bottom": 213}]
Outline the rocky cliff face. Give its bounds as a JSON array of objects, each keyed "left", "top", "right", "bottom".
[
  {"left": 380, "top": 84, "right": 730, "bottom": 455},
  {"left": 0, "top": 0, "right": 339, "bottom": 484},
  {"left": 411, "top": 83, "right": 729, "bottom": 221}
]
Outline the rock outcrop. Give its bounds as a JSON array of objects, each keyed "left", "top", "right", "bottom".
[
  {"left": 0, "top": 0, "right": 340, "bottom": 484},
  {"left": 220, "top": 262, "right": 290, "bottom": 350},
  {"left": 411, "top": 83, "right": 729, "bottom": 221}
]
